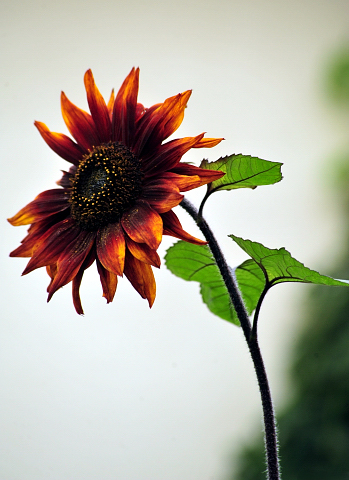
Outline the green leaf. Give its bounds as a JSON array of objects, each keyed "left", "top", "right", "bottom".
[
  {"left": 165, "top": 241, "right": 265, "bottom": 325},
  {"left": 164, "top": 241, "right": 236, "bottom": 322},
  {"left": 199, "top": 280, "right": 234, "bottom": 322},
  {"left": 165, "top": 237, "right": 349, "bottom": 326},
  {"left": 230, "top": 235, "right": 349, "bottom": 288},
  {"left": 234, "top": 259, "right": 265, "bottom": 314},
  {"left": 200, "top": 154, "right": 283, "bottom": 194}
]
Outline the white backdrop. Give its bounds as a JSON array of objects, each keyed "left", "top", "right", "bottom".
[{"left": 1, "top": 1, "right": 349, "bottom": 479}]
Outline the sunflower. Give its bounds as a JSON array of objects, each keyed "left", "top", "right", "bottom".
[{"left": 8, "top": 69, "right": 224, "bottom": 314}]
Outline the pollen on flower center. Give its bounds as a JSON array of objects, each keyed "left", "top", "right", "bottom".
[{"left": 69, "top": 142, "right": 143, "bottom": 230}]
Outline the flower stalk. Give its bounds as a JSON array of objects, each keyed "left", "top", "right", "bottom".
[{"left": 180, "top": 197, "right": 280, "bottom": 480}]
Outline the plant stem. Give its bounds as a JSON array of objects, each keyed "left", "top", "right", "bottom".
[
  {"left": 180, "top": 198, "right": 280, "bottom": 480},
  {"left": 251, "top": 286, "right": 270, "bottom": 341}
]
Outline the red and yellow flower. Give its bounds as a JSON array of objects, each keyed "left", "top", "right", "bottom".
[{"left": 8, "top": 69, "right": 224, "bottom": 314}]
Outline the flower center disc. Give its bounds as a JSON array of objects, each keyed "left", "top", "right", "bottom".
[{"left": 70, "top": 142, "right": 143, "bottom": 230}]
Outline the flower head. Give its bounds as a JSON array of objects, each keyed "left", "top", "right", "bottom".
[{"left": 8, "top": 69, "right": 224, "bottom": 314}]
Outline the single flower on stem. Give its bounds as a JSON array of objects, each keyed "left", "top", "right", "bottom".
[{"left": 8, "top": 68, "right": 224, "bottom": 314}]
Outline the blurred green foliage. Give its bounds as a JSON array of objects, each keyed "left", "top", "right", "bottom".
[
  {"left": 326, "top": 47, "right": 349, "bottom": 105},
  {"left": 231, "top": 45, "right": 349, "bottom": 480}
]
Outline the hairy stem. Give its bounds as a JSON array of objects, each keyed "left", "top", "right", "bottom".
[
  {"left": 251, "top": 286, "right": 270, "bottom": 341},
  {"left": 180, "top": 198, "right": 280, "bottom": 480}
]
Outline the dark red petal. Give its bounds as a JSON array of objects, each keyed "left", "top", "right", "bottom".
[
  {"left": 125, "top": 236, "right": 161, "bottom": 268},
  {"left": 46, "top": 263, "right": 57, "bottom": 279},
  {"left": 96, "top": 222, "right": 125, "bottom": 276},
  {"left": 72, "top": 246, "right": 96, "bottom": 315},
  {"left": 154, "top": 172, "right": 202, "bottom": 192},
  {"left": 107, "top": 89, "right": 115, "bottom": 121},
  {"left": 135, "top": 103, "right": 159, "bottom": 130},
  {"left": 84, "top": 69, "right": 111, "bottom": 143},
  {"left": 10, "top": 237, "right": 40, "bottom": 258},
  {"left": 56, "top": 167, "right": 76, "bottom": 188},
  {"left": 72, "top": 268, "right": 85, "bottom": 315},
  {"left": 132, "top": 103, "right": 161, "bottom": 154},
  {"left": 34, "top": 121, "right": 84, "bottom": 165},
  {"left": 47, "top": 230, "right": 96, "bottom": 302},
  {"left": 46, "top": 264, "right": 58, "bottom": 293},
  {"left": 171, "top": 163, "right": 225, "bottom": 186},
  {"left": 96, "top": 258, "right": 118, "bottom": 304},
  {"left": 162, "top": 210, "right": 207, "bottom": 245},
  {"left": 22, "top": 218, "right": 80, "bottom": 274},
  {"left": 124, "top": 250, "right": 156, "bottom": 307},
  {"left": 141, "top": 134, "right": 205, "bottom": 176},
  {"left": 61, "top": 91, "right": 99, "bottom": 151},
  {"left": 112, "top": 67, "right": 139, "bottom": 147},
  {"left": 192, "top": 137, "right": 224, "bottom": 148},
  {"left": 161, "top": 91, "right": 191, "bottom": 139},
  {"left": 133, "top": 91, "right": 191, "bottom": 157},
  {"left": 135, "top": 103, "right": 145, "bottom": 121},
  {"left": 121, "top": 200, "right": 162, "bottom": 250},
  {"left": 10, "top": 214, "right": 68, "bottom": 258},
  {"left": 141, "top": 182, "right": 183, "bottom": 213},
  {"left": 8, "top": 189, "right": 70, "bottom": 226}
]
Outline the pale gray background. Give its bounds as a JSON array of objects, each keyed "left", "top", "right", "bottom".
[{"left": 1, "top": 1, "right": 349, "bottom": 479}]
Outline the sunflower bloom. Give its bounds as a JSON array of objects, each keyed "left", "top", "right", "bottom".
[{"left": 8, "top": 69, "right": 224, "bottom": 314}]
